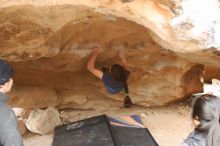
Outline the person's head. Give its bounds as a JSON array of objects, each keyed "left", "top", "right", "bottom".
[
  {"left": 192, "top": 94, "right": 220, "bottom": 146},
  {"left": 110, "top": 64, "right": 129, "bottom": 97},
  {"left": 0, "top": 59, "right": 14, "bottom": 93},
  {"left": 110, "top": 64, "right": 125, "bottom": 82}
]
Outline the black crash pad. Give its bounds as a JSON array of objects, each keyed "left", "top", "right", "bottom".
[
  {"left": 52, "top": 115, "right": 116, "bottom": 146},
  {"left": 52, "top": 114, "right": 158, "bottom": 146},
  {"left": 112, "top": 126, "right": 158, "bottom": 146}
]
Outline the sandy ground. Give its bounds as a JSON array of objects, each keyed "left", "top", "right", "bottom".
[{"left": 23, "top": 103, "right": 194, "bottom": 146}]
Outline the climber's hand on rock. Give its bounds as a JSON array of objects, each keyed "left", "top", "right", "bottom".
[
  {"left": 118, "top": 48, "right": 126, "bottom": 59},
  {"left": 92, "top": 47, "right": 101, "bottom": 56}
]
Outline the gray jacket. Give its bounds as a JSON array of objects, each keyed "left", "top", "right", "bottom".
[
  {"left": 181, "top": 131, "right": 206, "bottom": 146},
  {"left": 0, "top": 92, "right": 23, "bottom": 146}
]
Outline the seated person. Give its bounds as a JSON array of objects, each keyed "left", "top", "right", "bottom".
[
  {"left": 181, "top": 94, "right": 220, "bottom": 146},
  {"left": 87, "top": 47, "right": 133, "bottom": 108}
]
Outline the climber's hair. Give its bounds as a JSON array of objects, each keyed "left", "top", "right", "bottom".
[
  {"left": 192, "top": 94, "right": 220, "bottom": 146},
  {"left": 110, "top": 64, "right": 129, "bottom": 97}
]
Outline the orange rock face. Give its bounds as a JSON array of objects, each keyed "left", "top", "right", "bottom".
[{"left": 1, "top": 1, "right": 214, "bottom": 109}]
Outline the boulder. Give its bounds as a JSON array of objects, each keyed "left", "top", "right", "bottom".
[{"left": 25, "top": 107, "right": 61, "bottom": 135}]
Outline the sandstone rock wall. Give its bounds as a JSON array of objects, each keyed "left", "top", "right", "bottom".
[{"left": 1, "top": 0, "right": 217, "bottom": 110}]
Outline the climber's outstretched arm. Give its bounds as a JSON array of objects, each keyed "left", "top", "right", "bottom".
[
  {"left": 118, "top": 48, "right": 128, "bottom": 70},
  {"left": 87, "top": 48, "right": 103, "bottom": 79}
]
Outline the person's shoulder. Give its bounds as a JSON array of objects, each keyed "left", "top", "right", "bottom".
[
  {"left": 0, "top": 101, "right": 10, "bottom": 110},
  {"left": 181, "top": 141, "right": 199, "bottom": 146},
  {"left": 180, "top": 143, "right": 190, "bottom": 146},
  {"left": 181, "top": 131, "right": 206, "bottom": 146},
  {"left": 101, "top": 67, "right": 110, "bottom": 80}
]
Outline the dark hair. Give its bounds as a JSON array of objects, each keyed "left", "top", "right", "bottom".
[
  {"left": 0, "top": 59, "right": 13, "bottom": 85},
  {"left": 192, "top": 94, "right": 220, "bottom": 146},
  {"left": 111, "top": 64, "right": 129, "bottom": 98}
]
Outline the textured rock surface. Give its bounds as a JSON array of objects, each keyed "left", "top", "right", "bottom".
[
  {"left": 25, "top": 107, "right": 61, "bottom": 135},
  {"left": 13, "top": 108, "right": 31, "bottom": 119},
  {"left": 8, "top": 85, "right": 59, "bottom": 109},
  {"left": 204, "top": 66, "right": 220, "bottom": 82},
  {"left": 1, "top": 0, "right": 219, "bottom": 109},
  {"left": 18, "top": 119, "right": 27, "bottom": 135}
]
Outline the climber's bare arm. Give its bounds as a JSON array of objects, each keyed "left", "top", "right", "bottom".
[
  {"left": 118, "top": 48, "right": 128, "bottom": 70},
  {"left": 87, "top": 48, "right": 103, "bottom": 79}
]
